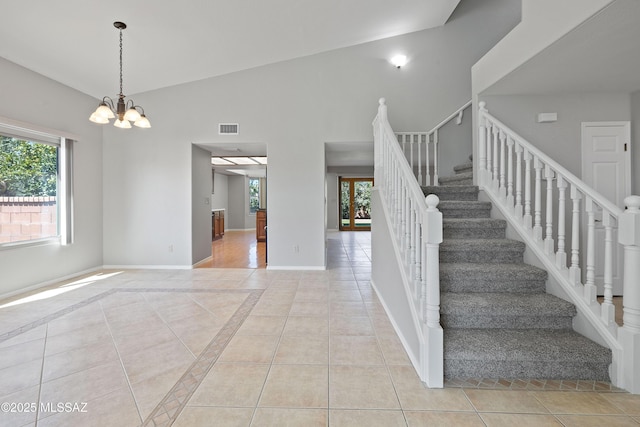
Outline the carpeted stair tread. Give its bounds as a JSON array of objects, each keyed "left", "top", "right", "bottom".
[
  {"left": 441, "top": 293, "right": 575, "bottom": 329},
  {"left": 443, "top": 218, "right": 506, "bottom": 239},
  {"left": 438, "top": 201, "right": 491, "bottom": 218},
  {"left": 440, "top": 263, "right": 547, "bottom": 293},
  {"left": 440, "top": 239, "right": 524, "bottom": 263},
  {"left": 444, "top": 329, "right": 611, "bottom": 380},
  {"left": 423, "top": 185, "right": 478, "bottom": 201},
  {"left": 453, "top": 162, "right": 473, "bottom": 173},
  {"left": 439, "top": 172, "right": 473, "bottom": 185}
]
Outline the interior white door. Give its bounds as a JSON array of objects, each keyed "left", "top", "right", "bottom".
[{"left": 581, "top": 121, "right": 631, "bottom": 296}]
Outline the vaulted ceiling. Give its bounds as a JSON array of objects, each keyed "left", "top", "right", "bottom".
[{"left": 0, "top": 0, "right": 460, "bottom": 98}]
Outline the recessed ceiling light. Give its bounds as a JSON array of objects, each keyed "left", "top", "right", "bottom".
[
  {"left": 211, "top": 157, "right": 234, "bottom": 165},
  {"left": 223, "top": 157, "right": 259, "bottom": 165},
  {"left": 390, "top": 54, "right": 408, "bottom": 69},
  {"left": 250, "top": 157, "right": 268, "bottom": 165}
]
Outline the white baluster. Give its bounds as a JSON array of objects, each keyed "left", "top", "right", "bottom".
[
  {"left": 514, "top": 143, "right": 523, "bottom": 219},
  {"left": 544, "top": 165, "right": 555, "bottom": 254},
  {"left": 569, "top": 186, "right": 582, "bottom": 285},
  {"left": 492, "top": 125, "right": 499, "bottom": 190},
  {"left": 433, "top": 130, "right": 439, "bottom": 186},
  {"left": 499, "top": 131, "right": 507, "bottom": 200},
  {"left": 409, "top": 136, "right": 415, "bottom": 181},
  {"left": 506, "top": 136, "right": 514, "bottom": 210},
  {"left": 556, "top": 175, "right": 567, "bottom": 269},
  {"left": 523, "top": 150, "right": 532, "bottom": 229},
  {"left": 425, "top": 134, "right": 431, "bottom": 186},
  {"left": 417, "top": 134, "right": 423, "bottom": 186},
  {"left": 584, "top": 197, "right": 597, "bottom": 304},
  {"left": 533, "top": 157, "right": 543, "bottom": 241},
  {"left": 414, "top": 209, "right": 421, "bottom": 286},
  {"left": 601, "top": 212, "right": 616, "bottom": 327},
  {"left": 486, "top": 123, "right": 493, "bottom": 188},
  {"left": 478, "top": 103, "right": 487, "bottom": 187}
]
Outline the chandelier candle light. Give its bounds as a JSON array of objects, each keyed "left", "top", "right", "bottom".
[{"left": 89, "top": 21, "right": 151, "bottom": 129}]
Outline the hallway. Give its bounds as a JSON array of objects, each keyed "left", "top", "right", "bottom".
[{"left": 0, "top": 232, "right": 638, "bottom": 426}]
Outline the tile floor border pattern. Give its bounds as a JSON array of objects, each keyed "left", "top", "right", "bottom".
[
  {"left": 142, "top": 289, "right": 264, "bottom": 427},
  {"left": 445, "top": 378, "right": 624, "bottom": 392}
]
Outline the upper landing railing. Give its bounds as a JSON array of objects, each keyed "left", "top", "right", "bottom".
[{"left": 395, "top": 100, "right": 471, "bottom": 186}]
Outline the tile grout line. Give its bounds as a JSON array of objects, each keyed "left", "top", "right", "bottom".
[{"left": 141, "top": 289, "right": 264, "bottom": 427}]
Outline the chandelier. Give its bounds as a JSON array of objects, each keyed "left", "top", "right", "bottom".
[{"left": 89, "top": 21, "right": 151, "bottom": 129}]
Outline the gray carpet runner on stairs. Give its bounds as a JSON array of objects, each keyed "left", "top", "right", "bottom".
[{"left": 422, "top": 160, "right": 611, "bottom": 381}]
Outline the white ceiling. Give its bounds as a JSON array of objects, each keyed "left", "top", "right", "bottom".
[
  {"left": 484, "top": 0, "right": 640, "bottom": 95},
  {"left": 0, "top": 0, "right": 460, "bottom": 99}
]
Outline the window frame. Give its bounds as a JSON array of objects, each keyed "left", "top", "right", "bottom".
[
  {"left": 248, "top": 177, "right": 261, "bottom": 215},
  {"left": 0, "top": 117, "right": 75, "bottom": 249}
]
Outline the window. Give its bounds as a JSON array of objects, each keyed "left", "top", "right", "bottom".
[
  {"left": 249, "top": 177, "right": 260, "bottom": 214},
  {"left": 0, "top": 120, "right": 73, "bottom": 247}
]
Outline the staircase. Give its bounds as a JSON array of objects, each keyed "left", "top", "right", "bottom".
[{"left": 423, "top": 159, "right": 612, "bottom": 381}]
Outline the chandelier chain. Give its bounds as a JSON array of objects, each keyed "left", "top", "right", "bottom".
[{"left": 119, "top": 28, "right": 123, "bottom": 96}]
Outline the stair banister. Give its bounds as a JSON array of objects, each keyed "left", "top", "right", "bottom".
[
  {"left": 395, "top": 100, "right": 472, "bottom": 187},
  {"left": 373, "top": 98, "right": 443, "bottom": 387},
  {"left": 478, "top": 101, "right": 640, "bottom": 393}
]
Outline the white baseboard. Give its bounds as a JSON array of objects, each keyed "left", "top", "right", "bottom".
[
  {"left": 0, "top": 266, "right": 102, "bottom": 301},
  {"left": 266, "top": 265, "right": 327, "bottom": 271},
  {"left": 101, "top": 264, "right": 192, "bottom": 270}
]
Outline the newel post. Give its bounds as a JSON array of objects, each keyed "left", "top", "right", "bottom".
[
  {"left": 618, "top": 195, "right": 640, "bottom": 393},
  {"left": 421, "top": 194, "right": 443, "bottom": 388},
  {"left": 374, "top": 98, "right": 387, "bottom": 184}
]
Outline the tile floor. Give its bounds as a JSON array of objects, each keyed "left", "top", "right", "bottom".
[{"left": 0, "top": 231, "right": 638, "bottom": 426}]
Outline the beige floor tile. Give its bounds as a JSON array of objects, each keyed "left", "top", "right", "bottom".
[
  {"left": 555, "top": 414, "right": 639, "bottom": 426},
  {"left": 405, "top": 411, "right": 486, "bottom": 427},
  {"left": 464, "top": 389, "right": 550, "bottom": 414},
  {"left": 46, "top": 305, "right": 109, "bottom": 337},
  {"left": 167, "top": 320, "right": 222, "bottom": 357},
  {"left": 294, "top": 289, "right": 329, "bottom": 303},
  {"left": 0, "top": 358, "right": 43, "bottom": 397},
  {"left": 175, "top": 407, "right": 254, "bottom": 427},
  {"left": 120, "top": 339, "right": 194, "bottom": 384},
  {"left": 37, "top": 386, "right": 141, "bottom": 427},
  {"left": 601, "top": 393, "right": 640, "bottom": 416},
  {"left": 42, "top": 340, "right": 119, "bottom": 382},
  {"left": 218, "top": 335, "right": 279, "bottom": 363},
  {"left": 329, "top": 289, "right": 363, "bottom": 302},
  {"left": 251, "top": 408, "right": 328, "bottom": 426},
  {"left": 289, "top": 301, "right": 329, "bottom": 317},
  {"left": 40, "top": 360, "right": 129, "bottom": 404},
  {"left": 109, "top": 320, "right": 178, "bottom": 356},
  {"left": 0, "top": 338, "right": 44, "bottom": 370},
  {"left": 329, "top": 365, "right": 400, "bottom": 409},
  {"left": 130, "top": 363, "right": 191, "bottom": 419},
  {"left": 330, "top": 409, "right": 405, "bottom": 427},
  {"left": 388, "top": 366, "right": 474, "bottom": 411},
  {"left": 44, "top": 321, "right": 111, "bottom": 356},
  {"left": 532, "top": 391, "right": 626, "bottom": 415},
  {"left": 251, "top": 301, "right": 292, "bottom": 316},
  {"left": 480, "top": 413, "right": 563, "bottom": 426},
  {"left": 259, "top": 365, "right": 328, "bottom": 408},
  {"left": 0, "top": 325, "right": 46, "bottom": 349},
  {"left": 330, "top": 316, "right": 374, "bottom": 336},
  {"left": 330, "top": 301, "right": 367, "bottom": 317},
  {"left": 330, "top": 335, "right": 384, "bottom": 365},
  {"left": 273, "top": 335, "right": 329, "bottom": 365},
  {"left": 377, "top": 336, "right": 411, "bottom": 365},
  {"left": 236, "top": 315, "right": 287, "bottom": 336},
  {"left": 0, "top": 385, "right": 39, "bottom": 427},
  {"left": 188, "top": 363, "right": 270, "bottom": 407},
  {"left": 283, "top": 316, "right": 329, "bottom": 336}
]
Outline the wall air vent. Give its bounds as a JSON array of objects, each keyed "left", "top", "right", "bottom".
[{"left": 218, "top": 123, "right": 239, "bottom": 135}]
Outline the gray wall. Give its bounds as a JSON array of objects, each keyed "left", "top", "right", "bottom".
[
  {"left": 101, "top": 0, "right": 521, "bottom": 269},
  {"left": 0, "top": 57, "right": 103, "bottom": 296},
  {"left": 481, "top": 93, "right": 631, "bottom": 180},
  {"left": 227, "top": 175, "right": 248, "bottom": 230},
  {"left": 211, "top": 172, "right": 229, "bottom": 229},
  {"left": 191, "top": 145, "right": 213, "bottom": 264}
]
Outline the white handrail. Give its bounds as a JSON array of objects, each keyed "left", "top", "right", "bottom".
[
  {"left": 396, "top": 100, "right": 472, "bottom": 186},
  {"left": 373, "top": 98, "right": 443, "bottom": 388},
  {"left": 477, "top": 101, "right": 640, "bottom": 393}
]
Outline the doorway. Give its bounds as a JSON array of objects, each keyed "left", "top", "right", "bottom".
[
  {"left": 339, "top": 177, "right": 373, "bottom": 231},
  {"left": 581, "top": 121, "right": 631, "bottom": 295}
]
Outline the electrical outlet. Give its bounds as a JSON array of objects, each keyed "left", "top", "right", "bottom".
[
  {"left": 169, "top": 244, "right": 174, "bottom": 252},
  {"left": 293, "top": 245, "right": 299, "bottom": 253}
]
